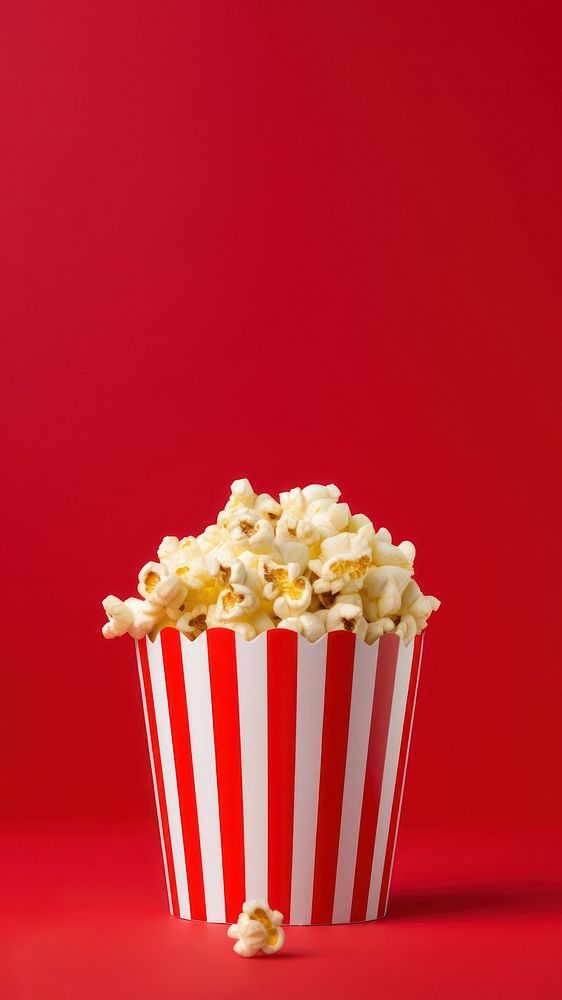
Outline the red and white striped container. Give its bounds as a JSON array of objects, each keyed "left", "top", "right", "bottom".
[{"left": 135, "top": 627, "right": 423, "bottom": 925}]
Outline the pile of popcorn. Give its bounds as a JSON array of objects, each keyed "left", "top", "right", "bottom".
[{"left": 102, "top": 480, "right": 440, "bottom": 646}]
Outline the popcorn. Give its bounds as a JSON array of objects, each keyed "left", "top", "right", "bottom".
[
  {"left": 365, "top": 617, "right": 397, "bottom": 643},
  {"left": 102, "top": 596, "right": 136, "bottom": 638},
  {"left": 326, "top": 603, "right": 368, "bottom": 640},
  {"left": 227, "top": 899, "right": 285, "bottom": 958},
  {"left": 176, "top": 603, "right": 208, "bottom": 638},
  {"left": 102, "top": 479, "right": 440, "bottom": 646},
  {"left": 277, "top": 612, "right": 326, "bottom": 642},
  {"left": 258, "top": 558, "right": 313, "bottom": 619},
  {"left": 363, "top": 565, "right": 412, "bottom": 619}
]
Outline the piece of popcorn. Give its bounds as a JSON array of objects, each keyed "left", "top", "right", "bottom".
[
  {"left": 176, "top": 603, "right": 208, "bottom": 638},
  {"left": 250, "top": 609, "right": 276, "bottom": 634},
  {"left": 129, "top": 600, "right": 164, "bottom": 640},
  {"left": 272, "top": 579, "right": 312, "bottom": 619},
  {"left": 363, "top": 565, "right": 412, "bottom": 619},
  {"left": 277, "top": 611, "right": 326, "bottom": 642},
  {"left": 258, "top": 557, "right": 313, "bottom": 619},
  {"left": 102, "top": 595, "right": 136, "bottom": 638},
  {"left": 210, "top": 582, "right": 259, "bottom": 623},
  {"left": 206, "top": 610, "right": 257, "bottom": 641},
  {"left": 227, "top": 509, "right": 275, "bottom": 555},
  {"left": 395, "top": 614, "right": 417, "bottom": 645},
  {"left": 259, "top": 558, "right": 302, "bottom": 599},
  {"left": 372, "top": 536, "right": 415, "bottom": 570},
  {"left": 157, "top": 535, "right": 204, "bottom": 572},
  {"left": 306, "top": 498, "right": 351, "bottom": 539},
  {"left": 326, "top": 603, "right": 368, "bottom": 640},
  {"left": 273, "top": 540, "right": 310, "bottom": 572},
  {"left": 137, "top": 563, "right": 187, "bottom": 609},
  {"left": 221, "top": 479, "right": 281, "bottom": 525},
  {"left": 276, "top": 485, "right": 341, "bottom": 545},
  {"left": 334, "top": 591, "right": 363, "bottom": 609},
  {"left": 174, "top": 556, "right": 221, "bottom": 594},
  {"left": 348, "top": 512, "right": 376, "bottom": 538},
  {"left": 254, "top": 493, "right": 282, "bottom": 521},
  {"left": 224, "top": 478, "right": 257, "bottom": 512},
  {"left": 365, "top": 617, "right": 397, "bottom": 644},
  {"left": 227, "top": 900, "right": 284, "bottom": 958},
  {"left": 310, "top": 528, "right": 372, "bottom": 596},
  {"left": 301, "top": 483, "right": 341, "bottom": 505},
  {"left": 197, "top": 523, "right": 224, "bottom": 554},
  {"left": 397, "top": 581, "right": 441, "bottom": 640}
]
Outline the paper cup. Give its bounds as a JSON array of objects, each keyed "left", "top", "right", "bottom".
[{"left": 135, "top": 627, "right": 424, "bottom": 924}]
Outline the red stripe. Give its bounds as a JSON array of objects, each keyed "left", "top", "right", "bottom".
[
  {"left": 137, "top": 637, "right": 180, "bottom": 917},
  {"left": 267, "top": 629, "right": 298, "bottom": 923},
  {"left": 311, "top": 631, "right": 356, "bottom": 924},
  {"left": 160, "top": 629, "right": 207, "bottom": 921},
  {"left": 350, "top": 634, "right": 399, "bottom": 922},
  {"left": 206, "top": 628, "right": 245, "bottom": 922},
  {"left": 377, "top": 634, "right": 423, "bottom": 918}
]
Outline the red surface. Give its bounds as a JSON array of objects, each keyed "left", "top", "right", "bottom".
[
  {"left": 1, "top": 826, "right": 561, "bottom": 999},
  {"left": 2, "top": 0, "right": 562, "bottom": 994}
]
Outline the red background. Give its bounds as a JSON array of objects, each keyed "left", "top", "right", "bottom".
[{"left": 1, "top": 2, "right": 561, "bottom": 997}]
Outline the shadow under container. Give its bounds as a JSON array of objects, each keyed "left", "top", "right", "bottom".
[{"left": 135, "top": 627, "right": 424, "bottom": 925}]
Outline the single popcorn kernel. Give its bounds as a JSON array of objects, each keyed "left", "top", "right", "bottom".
[
  {"left": 227, "top": 899, "right": 285, "bottom": 958},
  {"left": 175, "top": 566, "right": 190, "bottom": 576},
  {"left": 263, "top": 564, "right": 306, "bottom": 599},
  {"left": 144, "top": 571, "right": 160, "bottom": 593}
]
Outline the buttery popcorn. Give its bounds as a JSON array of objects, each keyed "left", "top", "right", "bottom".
[
  {"left": 227, "top": 899, "right": 285, "bottom": 958},
  {"left": 102, "top": 480, "right": 440, "bottom": 644}
]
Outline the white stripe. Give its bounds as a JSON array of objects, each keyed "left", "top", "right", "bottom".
[
  {"left": 366, "top": 639, "right": 414, "bottom": 920},
  {"left": 180, "top": 632, "right": 225, "bottom": 922},
  {"left": 290, "top": 636, "right": 327, "bottom": 924},
  {"left": 380, "top": 636, "right": 424, "bottom": 916},
  {"left": 235, "top": 632, "right": 268, "bottom": 900},
  {"left": 332, "top": 637, "right": 379, "bottom": 923},
  {"left": 136, "top": 641, "right": 173, "bottom": 914},
  {"left": 146, "top": 635, "right": 190, "bottom": 918}
]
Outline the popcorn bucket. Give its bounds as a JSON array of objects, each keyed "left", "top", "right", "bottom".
[{"left": 135, "top": 627, "right": 424, "bottom": 925}]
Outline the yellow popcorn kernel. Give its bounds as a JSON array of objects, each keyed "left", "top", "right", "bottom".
[
  {"left": 176, "top": 566, "right": 190, "bottom": 576},
  {"left": 227, "top": 899, "right": 285, "bottom": 958}
]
